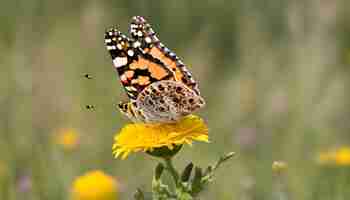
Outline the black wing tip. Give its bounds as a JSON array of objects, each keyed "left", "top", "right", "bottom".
[
  {"left": 129, "top": 16, "right": 156, "bottom": 40},
  {"left": 104, "top": 28, "right": 130, "bottom": 44}
]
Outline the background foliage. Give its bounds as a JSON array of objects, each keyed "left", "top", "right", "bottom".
[{"left": 1, "top": 0, "right": 350, "bottom": 199}]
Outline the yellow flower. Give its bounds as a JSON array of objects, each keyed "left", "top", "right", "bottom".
[
  {"left": 55, "top": 129, "right": 79, "bottom": 150},
  {"left": 318, "top": 150, "right": 336, "bottom": 165},
  {"left": 272, "top": 161, "right": 288, "bottom": 173},
  {"left": 112, "top": 115, "right": 209, "bottom": 159},
  {"left": 0, "top": 161, "right": 8, "bottom": 177},
  {"left": 71, "top": 170, "right": 118, "bottom": 200},
  {"left": 335, "top": 147, "right": 350, "bottom": 166}
]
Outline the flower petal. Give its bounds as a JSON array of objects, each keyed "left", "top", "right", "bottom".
[{"left": 112, "top": 115, "right": 209, "bottom": 159}]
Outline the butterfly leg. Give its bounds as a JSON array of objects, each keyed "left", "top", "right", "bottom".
[
  {"left": 116, "top": 101, "right": 136, "bottom": 122},
  {"left": 117, "top": 101, "right": 147, "bottom": 123}
]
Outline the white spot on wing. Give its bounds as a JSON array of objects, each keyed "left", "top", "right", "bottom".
[
  {"left": 152, "top": 36, "right": 159, "bottom": 41},
  {"left": 120, "top": 74, "right": 127, "bottom": 82},
  {"left": 113, "top": 57, "right": 128, "bottom": 68},
  {"left": 125, "top": 86, "right": 137, "bottom": 91},
  {"left": 145, "top": 37, "right": 152, "bottom": 43},
  {"left": 133, "top": 41, "right": 141, "bottom": 48},
  {"left": 127, "top": 50, "right": 134, "bottom": 57},
  {"left": 105, "top": 39, "right": 112, "bottom": 43},
  {"left": 107, "top": 45, "right": 116, "bottom": 50}
]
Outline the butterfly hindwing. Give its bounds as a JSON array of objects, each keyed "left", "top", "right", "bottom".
[
  {"left": 135, "top": 80, "right": 205, "bottom": 122},
  {"left": 129, "top": 16, "right": 200, "bottom": 95},
  {"left": 105, "top": 28, "right": 173, "bottom": 100}
]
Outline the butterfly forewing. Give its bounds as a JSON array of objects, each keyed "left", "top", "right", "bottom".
[
  {"left": 129, "top": 16, "right": 200, "bottom": 95},
  {"left": 105, "top": 28, "right": 173, "bottom": 100}
]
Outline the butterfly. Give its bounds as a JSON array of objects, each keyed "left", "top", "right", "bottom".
[{"left": 104, "top": 16, "right": 205, "bottom": 123}]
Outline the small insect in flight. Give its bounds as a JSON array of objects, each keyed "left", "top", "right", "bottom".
[
  {"left": 85, "top": 105, "right": 95, "bottom": 110},
  {"left": 84, "top": 74, "right": 93, "bottom": 79}
]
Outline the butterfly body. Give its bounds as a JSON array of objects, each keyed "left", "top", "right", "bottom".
[{"left": 105, "top": 16, "right": 204, "bottom": 123}]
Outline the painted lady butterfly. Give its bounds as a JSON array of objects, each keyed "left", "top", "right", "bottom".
[{"left": 104, "top": 16, "right": 205, "bottom": 123}]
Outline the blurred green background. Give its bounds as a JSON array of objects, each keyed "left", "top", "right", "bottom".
[{"left": 1, "top": 0, "right": 350, "bottom": 199}]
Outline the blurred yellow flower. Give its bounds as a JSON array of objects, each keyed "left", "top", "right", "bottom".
[
  {"left": 112, "top": 115, "right": 209, "bottom": 159},
  {"left": 318, "top": 150, "right": 336, "bottom": 165},
  {"left": 71, "top": 170, "right": 118, "bottom": 200},
  {"left": 56, "top": 129, "right": 79, "bottom": 150},
  {"left": 0, "top": 161, "right": 8, "bottom": 177},
  {"left": 317, "top": 147, "right": 350, "bottom": 166},
  {"left": 334, "top": 147, "right": 350, "bottom": 166},
  {"left": 272, "top": 161, "right": 288, "bottom": 173}
]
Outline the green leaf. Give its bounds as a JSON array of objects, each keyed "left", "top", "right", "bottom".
[
  {"left": 212, "top": 152, "right": 236, "bottom": 171},
  {"left": 202, "top": 152, "right": 236, "bottom": 183},
  {"left": 203, "top": 166, "right": 213, "bottom": 177},
  {"left": 134, "top": 188, "right": 145, "bottom": 200},
  {"left": 177, "top": 191, "right": 194, "bottom": 200},
  {"left": 181, "top": 162, "right": 194, "bottom": 182},
  {"left": 191, "top": 167, "right": 203, "bottom": 195},
  {"left": 155, "top": 163, "right": 165, "bottom": 180}
]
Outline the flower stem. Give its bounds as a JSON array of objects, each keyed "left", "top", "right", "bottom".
[{"left": 163, "top": 157, "right": 180, "bottom": 186}]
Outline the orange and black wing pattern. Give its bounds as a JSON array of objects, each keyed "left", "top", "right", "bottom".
[
  {"left": 104, "top": 28, "right": 173, "bottom": 100},
  {"left": 129, "top": 16, "right": 200, "bottom": 95}
]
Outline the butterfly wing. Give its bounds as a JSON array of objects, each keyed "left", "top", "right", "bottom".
[
  {"left": 129, "top": 16, "right": 200, "bottom": 95},
  {"left": 105, "top": 28, "right": 174, "bottom": 100},
  {"left": 136, "top": 80, "right": 205, "bottom": 123}
]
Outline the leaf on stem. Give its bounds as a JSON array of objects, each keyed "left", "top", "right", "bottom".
[
  {"left": 155, "top": 163, "right": 165, "bottom": 180},
  {"left": 213, "top": 152, "right": 236, "bottom": 171},
  {"left": 201, "top": 152, "right": 236, "bottom": 188},
  {"left": 134, "top": 188, "right": 145, "bottom": 200},
  {"left": 181, "top": 162, "right": 194, "bottom": 182},
  {"left": 191, "top": 167, "right": 203, "bottom": 195}
]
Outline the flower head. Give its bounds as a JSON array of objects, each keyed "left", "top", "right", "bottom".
[
  {"left": 334, "top": 147, "right": 350, "bottom": 166},
  {"left": 318, "top": 150, "right": 336, "bottom": 165},
  {"left": 71, "top": 170, "right": 118, "bottom": 200},
  {"left": 317, "top": 146, "right": 350, "bottom": 166},
  {"left": 113, "top": 115, "right": 209, "bottom": 159},
  {"left": 55, "top": 129, "right": 79, "bottom": 151},
  {"left": 272, "top": 161, "right": 288, "bottom": 173},
  {"left": 0, "top": 161, "right": 8, "bottom": 177}
]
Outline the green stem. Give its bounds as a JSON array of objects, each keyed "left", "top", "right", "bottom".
[{"left": 163, "top": 157, "right": 180, "bottom": 186}]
